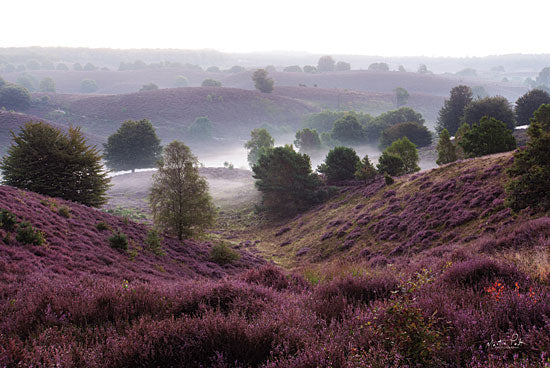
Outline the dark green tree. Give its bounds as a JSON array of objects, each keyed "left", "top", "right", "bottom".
[
  {"left": 435, "top": 85, "right": 473, "bottom": 135},
  {"left": 506, "top": 104, "right": 550, "bottom": 211},
  {"left": 0, "top": 122, "right": 110, "bottom": 207},
  {"left": 189, "top": 116, "right": 214, "bottom": 141},
  {"left": 150, "top": 141, "right": 215, "bottom": 240},
  {"left": 459, "top": 117, "right": 516, "bottom": 158},
  {"left": 436, "top": 128, "right": 458, "bottom": 165},
  {"left": 201, "top": 79, "right": 222, "bottom": 87},
  {"left": 103, "top": 119, "right": 162, "bottom": 172},
  {"left": 379, "top": 137, "right": 420, "bottom": 174},
  {"left": 379, "top": 122, "right": 432, "bottom": 149},
  {"left": 0, "top": 84, "right": 31, "bottom": 110},
  {"left": 462, "top": 96, "right": 515, "bottom": 130},
  {"left": 244, "top": 128, "right": 274, "bottom": 167},
  {"left": 252, "top": 69, "right": 274, "bottom": 93},
  {"left": 317, "top": 56, "right": 335, "bottom": 72},
  {"left": 317, "top": 146, "right": 360, "bottom": 183},
  {"left": 514, "top": 89, "right": 550, "bottom": 126},
  {"left": 377, "top": 153, "right": 406, "bottom": 177},
  {"left": 355, "top": 154, "right": 377, "bottom": 182},
  {"left": 303, "top": 65, "right": 317, "bottom": 73},
  {"left": 294, "top": 128, "right": 321, "bottom": 153},
  {"left": 367, "top": 107, "right": 425, "bottom": 143},
  {"left": 39, "top": 77, "right": 56, "bottom": 93},
  {"left": 253, "top": 145, "right": 322, "bottom": 216},
  {"left": 330, "top": 114, "right": 366, "bottom": 145}
]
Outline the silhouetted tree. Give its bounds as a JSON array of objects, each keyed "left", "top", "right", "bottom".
[
  {"left": 303, "top": 65, "right": 317, "bottom": 73},
  {"left": 535, "top": 67, "right": 550, "bottom": 86},
  {"left": 355, "top": 154, "right": 377, "bottom": 182},
  {"left": 514, "top": 89, "right": 550, "bottom": 126},
  {"left": 368, "top": 62, "right": 389, "bottom": 71},
  {"left": 436, "top": 85, "right": 473, "bottom": 135},
  {"left": 283, "top": 65, "right": 302, "bottom": 72}
]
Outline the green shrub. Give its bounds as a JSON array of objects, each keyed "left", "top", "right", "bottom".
[
  {"left": 96, "top": 221, "right": 110, "bottom": 231},
  {"left": 317, "top": 146, "right": 360, "bottom": 183},
  {"left": 209, "top": 243, "right": 240, "bottom": 265},
  {"left": 109, "top": 232, "right": 128, "bottom": 251},
  {"left": 16, "top": 222, "right": 45, "bottom": 245},
  {"left": 459, "top": 116, "right": 516, "bottom": 157},
  {"left": 377, "top": 153, "right": 406, "bottom": 177},
  {"left": 57, "top": 206, "right": 71, "bottom": 218},
  {"left": 0, "top": 209, "right": 17, "bottom": 232},
  {"left": 145, "top": 229, "right": 164, "bottom": 256}
]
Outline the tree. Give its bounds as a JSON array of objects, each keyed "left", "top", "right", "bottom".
[
  {"left": 0, "top": 122, "right": 110, "bottom": 207},
  {"left": 26, "top": 59, "right": 40, "bottom": 70},
  {"left": 462, "top": 96, "right": 515, "bottom": 130},
  {"left": 459, "top": 117, "right": 516, "bottom": 158},
  {"left": 283, "top": 65, "right": 302, "bottom": 72},
  {"left": 206, "top": 66, "right": 220, "bottom": 73},
  {"left": 417, "top": 64, "right": 430, "bottom": 74},
  {"left": 394, "top": 87, "right": 409, "bottom": 107},
  {"left": 436, "top": 85, "right": 473, "bottom": 135},
  {"left": 471, "top": 86, "right": 488, "bottom": 99},
  {"left": 0, "top": 76, "right": 4, "bottom": 88},
  {"left": 150, "top": 141, "right": 215, "bottom": 240},
  {"left": 228, "top": 65, "right": 245, "bottom": 73},
  {"left": 244, "top": 128, "right": 274, "bottom": 167},
  {"left": 253, "top": 145, "right": 322, "bottom": 216},
  {"left": 294, "top": 128, "right": 321, "bottom": 153},
  {"left": 56, "top": 63, "right": 69, "bottom": 71},
  {"left": 368, "top": 62, "right": 389, "bottom": 71},
  {"left": 140, "top": 83, "right": 158, "bottom": 92},
  {"left": 303, "top": 65, "right": 317, "bottom": 73},
  {"left": 380, "top": 122, "right": 432, "bottom": 149},
  {"left": 303, "top": 110, "right": 347, "bottom": 133},
  {"left": 16, "top": 75, "right": 36, "bottom": 91},
  {"left": 103, "top": 119, "right": 162, "bottom": 172},
  {"left": 0, "top": 84, "right": 31, "bottom": 110},
  {"left": 335, "top": 61, "right": 351, "bottom": 71},
  {"left": 436, "top": 128, "right": 458, "bottom": 165},
  {"left": 506, "top": 104, "right": 550, "bottom": 211},
  {"left": 398, "top": 65, "right": 407, "bottom": 72},
  {"left": 202, "top": 79, "right": 222, "bottom": 87},
  {"left": 83, "top": 63, "right": 97, "bottom": 71},
  {"left": 377, "top": 152, "right": 406, "bottom": 177},
  {"left": 535, "top": 67, "right": 550, "bottom": 86},
  {"left": 456, "top": 68, "right": 477, "bottom": 77},
  {"left": 174, "top": 75, "right": 189, "bottom": 87},
  {"left": 355, "top": 155, "right": 377, "bottom": 182},
  {"left": 330, "top": 114, "right": 366, "bottom": 145},
  {"left": 189, "top": 116, "right": 214, "bottom": 141},
  {"left": 317, "top": 56, "right": 335, "bottom": 72},
  {"left": 39, "top": 77, "right": 56, "bottom": 93},
  {"left": 317, "top": 146, "right": 360, "bottom": 183},
  {"left": 252, "top": 69, "right": 274, "bottom": 93},
  {"left": 514, "top": 89, "right": 550, "bottom": 126},
  {"left": 80, "top": 79, "right": 98, "bottom": 93},
  {"left": 367, "top": 107, "right": 425, "bottom": 143},
  {"left": 73, "top": 63, "right": 83, "bottom": 71},
  {"left": 380, "top": 137, "right": 420, "bottom": 174}
]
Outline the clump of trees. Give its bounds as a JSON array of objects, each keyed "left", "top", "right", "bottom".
[
  {"left": 294, "top": 128, "right": 321, "bottom": 154},
  {"left": 244, "top": 128, "right": 274, "bottom": 167},
  {"left": 368, "top": 62, "right": 389, "bottom": 72},
  {"left": 355, "top": 155, "right": 377, "bottom": 182},
  {"left": 458, "top": 117, "right": 516, "bottom": 157},
  {"left": 174, "top": 75, "right": 189, "bottom": 87},
  {"left": 252, "top": 69, "right": 274, "bottom": 93},
  {"left": 39, "top": 77, "right": 56, "bottom": 93},
  {"left": 80, "top": 79, "right": 98, "bottom": 93},
  {"left": 462, "top": 96, "right": 515, "bottom": 130},
  {"left": 317, "top": 146, "right": 360, "bottom": 183},
  {"left": 514, "top": 89, "right": 550, "bottom": 126},
  {"left": 506, "top": 104, "right": 550, "bottom": 211},
  {"left": 283, "top": 65, "right": 302, "bottom": 73},
  {"left": 150, "top": 141, "right": 215, "bottom": 240},
  {"left": 0, "top": 83, "right": 31, "bottom": 110},
  {"left": 139, "top": 83, "right": 159, "bottom": 92},
  {"left": 103, "top": 119, "right": 162, "bottom": 172},
  {"left": 379, "top": 122, "right": 432, "bottom": 149},
  {"left": 0, "top": 122, "right": 110, "bottom": 207},
  {"left": 202, "top": 79, "right": 222, "bottom": 87},
  {"left": 330, "top": 114, "right": 366, "bottom": 145},
  {"left": 317, "top": 56, "right": 336, "bottom": 72},
  {"left": 394, "top": 87, "right": 409, "bottom": 107}
]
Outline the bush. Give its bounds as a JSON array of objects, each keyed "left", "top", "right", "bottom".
[
  {"left": 139, "top": 83, "right": 158, "bottom": 92},
  {"left": 39, "top": 77, "right": 56, "bottom": 93},
  {"left": 459, "top": 116, "right": 516, "bottom": 157},
  {"left": 0, "top": 84, "right": 31, "bottom": 110},
  {"left": 109, "top": 232, "right": 128, "bottom": 251},
  {"left": 145, "top": 229, "right": 164, "bottom": 256},
  {"left": 202, "top": 79, "right": 222, "bottom": 87},
  {"left": 244, "top": 128, "right": 274, "bottom": 167},
  {"left": 16, "top": 222, "right": 45, "bottom": 245},
  {"left": 293, "top": 128, "right": 321, "bottom": 153},
  {"left": 57, "top": 206, "right": 71, "bottom": 218},
  {"left": 317, "top": 146, "right": 360, "bottom": 183},
  {"left": 0, "top": 208, "right": 17, "bottom": 231},
  {"left": 355, "top": 155, "right": 377, "bottom": 182},
  {"left": 379, "top": 121, "right": 432, "bottom": 149},
  {"left": 174, "top": 75, "right": 188, "bottom": 87},
  {"left": 317, "top": 56, "right": 335, "bottom": 72},
  {"left": 189, "top": 116, "right": 214, "bottom": 141},
  {"left": 378, "top": 137, "right": 419, "bottom": 174},
  {"left": 80, "top": 79, "right": 98, "bottom": 93},
  {"left": 440, "top": 258, "right": 523, "bottom": 289},
  {"left": 252, "top": 69, "right": 274, "bottom": 93},
  {"left": 377, "top": 153, "right": 405, "bottom": 176},
  {"left": 209, "top": 243, "right": 240, "bottom": 265},
  {"left": 96, "top": 221, "right": 110, "bottom": 231},
  {"left": 283, "top": 65, "right": 302, "bottom": 72}
]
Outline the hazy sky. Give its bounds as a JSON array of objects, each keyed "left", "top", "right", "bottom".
[{"left": 2, "top": 0, "right": 549, "bottom": 57}]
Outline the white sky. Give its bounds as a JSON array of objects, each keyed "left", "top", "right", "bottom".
[{"left": 1, "top": 0, "right": 549, "bottom": 57}]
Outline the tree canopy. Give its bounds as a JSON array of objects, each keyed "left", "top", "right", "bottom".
[
  {"left": 244, "top": 128, "right": 274, "bottom": 167},
  {"left": 80, "top": 79, "right": 98, "bottom": 93},
  {"left": 103, "top": 119, "right": 162, "bottom": 172},
  {"left": 252, "top": 69, "right": 274, "bottom": 93},
  {"left": 0, "top": 84, "right": 31, "bottom": 110},
  {"left": 514, "top": 89, "right": 550, "bottom": 126},
  {"left": 436, "top": 129, "right": 458, "bottom": 165},
  {"left": 459, "top": 117, "right": 516, "bottom": 158},
  {"left": 330, "top": 114, "right": 366, "bottom": 145},
  {"left": 436, "top": 85, "right": 473, "bottom": 135},
  {"left": 462, "top": 96, "right": 515, "bottom": 130},
  {"left": 202, "top": 79, "right": 222, "bottom": 87},
  {"left": 394, "top": 87, "right": 409, "bottom": 107},
  {"left": 379, "top": 122, "right": 432, "bottom": 149},
  {"left": 294, "top": 128, "right": 321, "bottom": 153},
  {"left": 189, "top": 116, "right": 214, "bottom": 141},
  {"left": 317, "top": 56, "right": 335, "bottom": 72},
  {"left": 378, "top": 137, "right": 420, "bottom": 175},
  {"left": 39, "top": 77, "right": 56, "bottom": 93},
  {"left": 317, "top": 146, "right": 360, "bottom": 183},
  {"left": 0, "top": 122, "right": 110, "bottom": 207}
]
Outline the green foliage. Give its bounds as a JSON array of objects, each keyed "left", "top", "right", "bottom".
[
  {"left": 303, "top": 110, "right": 348, "bottom": 133},
  {"left": 206, "top": 66, "right": 220, "bottom": 72},
  {"left": 189, "top": 116, "right": 214, "bottom": 141},
  {"left": 514, "top": 89, "right": 550, "bottom": 126},
  {"left": 436, "top": 85, "right": 473, "bottom": 135},
  {"left": 335, "top": 61, "right": 351, "bottom": 71},
  {"left": 456, "top": 68, "right": 477, "bottom": 77},
  {"left": 394, "top": 87, "right": 409, "bottom": 107},
  {"left": 145, "top": 229, "right": 164, "bottom": 256},
  {"left": 174, "top": 75, "right": 188, "bottom": 87},
  {"left": 380, "top": 122, "right": 432, "bottom": 149},
  {"left": 459, "top": 116, "right": 516, "bottom": 158},
  {"left": 244, "top": 128, "right": 274, "bottom": 167},
  {"left": 462, "top": 96, "right": 515, "bottom": 130},
  {"left": 252, "top": 68, "right": 274, "bottom": 93},
  {"left": 436, "top": 129, "right": 457, "bottom": 165},
  {"left": 330, "top": 114, "right": 366, "bottom": 145},
  {"left": 368, "top": 62, "right": 389, "bottom": 71},
  {"left": 39, "top": 77, "right": 56, "bottom": 93},
  {"left": 378, "top": 137, "right": 419, "bottom": 175},
  {"left": 0, "top": 84, "right": 31, "bottom": 110},
  {"left": 317, "top": 55, "right": 335, "bottom": 72},
  {"left": 209, "top": 243, "right": 240, "bottom": 265},
  {"left": 1, "top": 122, "right": 111, "bottom": 207},
  {"left": 355, "top": 155, "right": 377, "bottom": 182},
  {"left": 150, "top": 141, "right": 216, "bottom": 240},
  {"left": 96, "top": 221, "right": 110, "bottom": 231},
  {"left": 506, "top": 104, "right": 550, "bottom": 212},
  {"left": 109, "top": 232, "right": 128, "bottom": 251},
  {"left": 252, "top": 145, "right": 323, "bottom": 217},
  {"left": 139, "top": 83, "right": 158, "bottom": 92},
  {"left": 0, "top": 209, "right": 17, "bottom": 232},
  {"left": 294, "top": 128, "right": 321, "bottom": 153},
  {"left": 57, "top": 206, "right": 71, "bottom": 218},
  {"left": 471, "top": 86, "right": 488, "bottom": 99},
  {"left": 384, "top": 173, "right": 395, "bottom": 185},
  {"left": 367, "top": 107, "right": 425, "bottom": 143},
  {"left": 83, "top": 63, "right": 96, "bottom": 71},
  {"left": 56, "top": 63, "right": 69, "bottom": 71},
  {"left": 16, "top": 74, "right": 36, "bottom": 92},
  {"left": 80, "top": 79, "right": 98, "bottom": 93},
  {"left": 318, "top": 146, "right": 360, "bottom": 183},
  {"left": 16, "top": 222, "right": 45, "bottom": 245},
  {"left": 201, "top": 79, "right": 222, "bottom": 87},
  {"left": 104, "top": 119, "right": 162, "bottom": 172}
]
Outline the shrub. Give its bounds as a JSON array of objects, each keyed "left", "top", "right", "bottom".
[
  {"left": 109, "top": 232, "right": 128, "bottom": 251},
  {"left": 209, "top": 243, "right": 240, "bottom": 265},
  {"left": 378, "top": 153, "right": 405, "bottom": 177},
  {"left": 293, "top": 128, "right": 321, "bottom": 153},
  {"left": 384, "top": 173, "right": 395, "bottom": 185},
  {"left": 317, "top": 146, "right": 360, "bottom": 183},
  {"left": 16, "top": 222, "right": 45, "bottom": 245},
  {"left": 174, "top": 75, "right": 189, "bottom": 87},
  {"left": 330, "top": 114, "right": 366, "bottom": 144},
  {"left": 252, "top": 69, "right": 274, "bottom": 93},
  {"left": 436, "top": 128, "right": 458, "bottom": 165},
  {"left": 0, "top": 208, "right": 17, "bottom": 231},
  {"left": 201, "top": 79, "right": 222, "bottom": 87},
  {"left": 459, "top": 116, "right": 516, "bottom": 157},
  {"left": 244, "top": 128, "right": 274, "bottom": 167},
  {"left": 440, "top": 258, "right": 523, "bottom": 289},
  {"left": 189, "top": 116, "right": 214, "bottom": 141},
  {"left": 80, "top": 79, "right": 98, "bottom": 93},
  {"left": 241, "top": 265, "right": 307, "bottom": 291},
  {"left": 0, "top": 83, "right": 31, "bottom": 110},
  {"left": 39, "top": 77, "right": 56, "bottom": 93},
  {"left": 145, "top": 229, "right": 164, "bottom": 256},
  {"left": 317, "top": 55, "right": 335, "bottom": 72},
  {"left": 139, "top": 83, "right": 158, "bottom": 92},
  {"left": 57, "top": 206, "right": 71, "bottom": 218},
  {"left": 96, "top": 221, "right": 110, "bottom": 231}
]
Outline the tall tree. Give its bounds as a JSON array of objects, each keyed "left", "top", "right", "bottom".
[
  {"left": 150, "top": 141, "right": 215, "bottom": 240},
  {"left": 317, "top": 146, "right": 360, "bottom": 183},
  {"left": 244, "top": 128, "right": 274, "bottom": 167},
  {"left": 379, "top": 137, "right": 420, "bottom": 174},
  {"left": 330, "top": 114, "right": 366, "bottom": 145},
  {"left": 252, "top": 69, "right": 274, "bottom": 93},
  {"left": 436, "top": 129, "right": 458, "bottom": 165},
  {"left": 1, "top": 122, "right": 110, "bottom": 207},
  {"left": 394, "top": 87, "right": 409, "bottom": 107},
  {"left": 104, "top": 119, "right": 162, "bottom": 172},
  {"left": 514, "top": 89, "right": 550, "bottom": 126},
  {"left": 462, "top": 96, "right": 515, "bottom": 130},
  {"left": 294, "top": 128, "right": 321, "bottom": 153},
  {"left": 39, "top": 77, "right": 56, "bottom": 93},
  {"left": 459, "top": 117, "right": 516, "bottom": 158},
  {"left": 317, "top": 56, "right": 335, "bottom": 72},
  {"left": 435, "top": 85, "right": 473, "bottom": 135}
]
